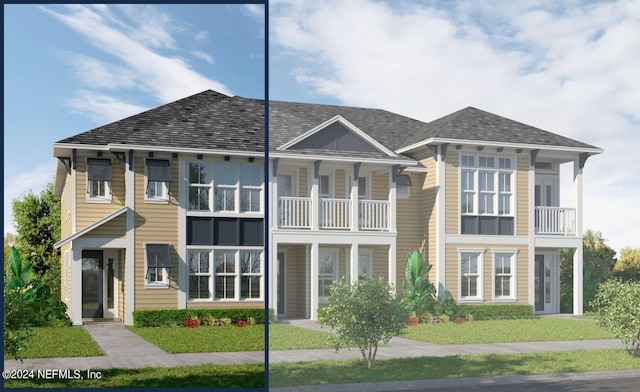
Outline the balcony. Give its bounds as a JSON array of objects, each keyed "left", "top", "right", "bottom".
[
  {"left": 535, "top": 207, "right": 576, "bottom": 236},
  {"left": 278, "top": 197, "right": 389, "bottom": 231}
]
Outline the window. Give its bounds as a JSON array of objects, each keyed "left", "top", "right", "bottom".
[
  {"left": 397, "top": 174, "right": 412, "bottom": 199},
  {"left": 87, "top": 158, "right": 112, "bottom": 201},
  {"left": 240, "top": 251, "right": 261, "bottom": 299},
  {"left": 358, "top": 177, "right": 368, "bottom": 199},
  {"left": 319, "top": 175, "right": 331, "bottom": 198},
  {"left": 318, "top": 250, "right": 337, "bottom": 302},
  {"left": 145, "top": 244, "right": 171, "bottom": 287},
  {"left": 358, "top": 250, "right": 372, "bottom": 280},
  {"left": 188, "top": 251, "right": 210, "bottom": 300},
  {"left": 240, "top": 164, "right": 262, "bottom": 212},
  {"left": 146, "top": 159, "right": 171, "bottom": 202},
  {"left": 215, "top": 162, "right": 236, "bottom": 211},
  {"left": 460, "top": 154, "right": 515, "bottom": 235},
  {"left": 459, "top": 250, "right": 484, "bottom": 301},
  {"left": 493, "top": 251, "right": 517, "bottom": 300},
  {"left": 188, "top": 162, "right": 211, "bottom": 210},
  {"left": 214, "top": 250, "right": 236, "bottom": 299}
]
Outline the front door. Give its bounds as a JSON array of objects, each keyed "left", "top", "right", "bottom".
[
  {"left": 82, "top": 250, "right": 104, "bottom": 318},
  {"left": 535, "top": 253, "right": 557, "bottom": 313}
]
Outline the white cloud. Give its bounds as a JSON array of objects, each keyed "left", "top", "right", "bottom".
[
  {"left": 65, "top": 91, "right": 148, "bottom": 124},
  {"left": 243, "top": 4, "right": 265, "bottom": 22},
  {"left": 194, "top": 30, "right": 209, "bottom": 42},
  {"left": 271, "top": 0, "right": 640, "bottom": 252},
  {"left": 191, "top": 50, "right": 215, "bottom": 65},
  {"left": 65, "top": 52, "right": 137, "bottom": 90}
]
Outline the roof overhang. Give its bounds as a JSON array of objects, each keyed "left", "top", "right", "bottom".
[
  {"left": 54, "top": 207, "right": 128, "bottom": 249},
  {"left": 53, "top": 143, "right": 264, "bottom": 158},
  {"left": 270, "top": 151, "right": 417, "bottom": 167}
]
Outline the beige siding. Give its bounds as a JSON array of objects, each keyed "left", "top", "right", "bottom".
[
  {"left": 372, "top": 172, "right": 387, "bottom": 200},
  {"left": 371, "top": 246, "right": 389, "bottom": 281},
  {"left": 280, "top": 245, "right": 307, "bottom": 318},
  {"left": 516, "top": 154, "right": 530, "bottom": 236},
  {"left": 133, "top": 155, "right": 180, "bottom": 310},
  {"left": 298, "top": 168, "right": 308, "bottom": 197},
  {"left": 83, "top": 214, "right": 126, "bottom": 239},
  {"left": 118, "top": 250, "right": 125, "bottom": 321},
  {"left": 61, "top": 171, "right": 73, "bottom": 240},
  {"left": 445, "top": 150, "right": 459, "bottom": 235},
  {"left": 335, "top": 170, "right": 345, "bottom": 198}
]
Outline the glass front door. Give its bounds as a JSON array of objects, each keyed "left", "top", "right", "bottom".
[
  {"left": 535, "top": 253, "right": 556, "bottom": 313},
  {"left": 82, "top": 250, "right": 104, "bottom": 318}
]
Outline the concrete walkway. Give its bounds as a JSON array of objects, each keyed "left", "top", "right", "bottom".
[{"left": 3, "top": 322, "right": 264, "bottom": 371}]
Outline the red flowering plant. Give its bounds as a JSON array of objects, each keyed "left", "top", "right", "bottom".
[
  {"left": 407, "top": 316, "right": 419, "bottom": 326},
  {"left": 235, "top": 319, "right": 248, "bottom": 327},
  {"left": 183, "top": 315, "right": 200, "bottom": 328},
  {"left": 453, "top": 316, "right": 466, "bottom": 324}
]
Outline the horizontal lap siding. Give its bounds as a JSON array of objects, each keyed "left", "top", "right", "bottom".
[
  {"left": 335, "top": 170, "right": 345, "bottom": 198},
  {"left": 445, "top": 151, "right": 459, "bottom": 236},
  {"left": 298, "top": 168, "right": 308, "bottom": 197},
  {"left": 282, "top": 245, "right": 306, "bottom": 318},
  {"left": 372, "top": 172, "right": 387, "bottom": 200},
  {"left": 134, "top": 156, "right": 179, "bottom": 310},
  {"left": 371, "top": 246, "right": 389, "bottom": 281},
  {"left": 61, "top": 171, "right": 73, "bottom": 239},
  {"left": 83, "top": 214, "right": 126, "bottom": 239},
  {"left": 516, "top": 154, "right": 529, "bottom": 236},
  {"left": 75, "top": 156, "right": 125, "bottom": 231}
]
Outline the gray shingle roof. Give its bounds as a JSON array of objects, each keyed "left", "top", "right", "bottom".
[
  {"left": 269, "top": 100, "right": 427, "bottom": 153},
  {"left": 404, "top": 106, "right": 599, "bottom": 150},
  {"left": 56, "top": 90, "right": 264, "bottom": 153}
]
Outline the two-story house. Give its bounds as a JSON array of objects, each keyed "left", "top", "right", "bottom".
[
  {"left": 53, "top": 90, "right": 265, "bottom": 325},
  {"left": 267, "top": 102, "right": 602, "bottom": 320}
]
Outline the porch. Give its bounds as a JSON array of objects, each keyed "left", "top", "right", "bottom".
[{"left": 534, "top": 206, "right": 576, "bottom": 236}]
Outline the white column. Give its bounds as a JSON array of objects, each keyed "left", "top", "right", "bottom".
[
  {"left": 310, "top": 242, "right": 319, "bottom": 320},
  {"left": 389, "top": 169, "right": 397, "bottom": 233},
  {"left": 72, "top": 246, "right": 83, "bottom": 326},
  {"left": 350, "top": 174, "right": 359, "bottom": 231},
  {"left": 435, "top": 147, "right": 446, "bottom": 300},
  {"left": 124, "top": 151, "right": 135, "bottom": 326},
  {"left": 311, "top": 170, "right": 320, "bottom": 231},
  {"left": 573, "top": 158, "right": 584, "bottom": 315},
  {"left": 528, "top": 154, "right": 536, "bottom": 309},
  {"left": 350, "top": 244, "right": 359, "bottom": 284},
  {"left": 177, "top": 157, "right": 186, "bottom": 309},
  {"left": 389, "top": 242, "right": 397, "bottom": 292}
]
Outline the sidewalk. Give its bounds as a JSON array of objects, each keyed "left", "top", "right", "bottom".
[{"left": 3, "top": 322, "right": 264, "bottom": 371}]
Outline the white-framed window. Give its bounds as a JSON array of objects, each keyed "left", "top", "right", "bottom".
[
  {"left": 145, "top": 244, "right": 171, "bottom": 288},
  {"left": 460, "top": 154, "right": 514, "bottom": 216},
  {"left": 188, "top": 162, "right": 211, "bottom": 211},
  {"left": 145, "top": 159, "right": 171, "bottom": 202},
  {"left": 214, "top": 250, "right": 236, "bottom": 299},
  {"left": 214, "top": 162, "right": 237, "bottom": 212},
  {"left": 396, "top": 174, "right": 412, "bottom": 199},
  {"left": 188, "top": 250, "right": 211, "bottom": 300},
  {"left": 459, "top": 249, "right": 484, "bottom": 302},
  {"left": 240, "top": 251, "right": 261, "bottom": 299},
  {"left": 87, "top": 158, "right": 112, "bottom": 202},
  {"left": 319, "top": 174, "right": 331, "bottom": 198},
  {"left": 240, "top": 164, "right": 262, "bottom": 212},
  {"left": 493, "top": 250, "right": 518, "bottom": 301},
  {"left": 319, "top": 249, "right": 338, "bottom": 302}
]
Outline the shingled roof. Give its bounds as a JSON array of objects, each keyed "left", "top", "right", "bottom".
[
  {"left": 403, "top": 106, "right": 599, "bottom": 151},
  {"left": 55, "top": 90, "right": 264, "bottom": 153}
]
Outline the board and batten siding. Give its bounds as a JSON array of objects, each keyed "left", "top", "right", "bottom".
[
  {"left": 133, "top": 155, "right": 179, "bottom": 310},
  {"left": 74, "top": 155, "right": 125, "bottom": 231}
]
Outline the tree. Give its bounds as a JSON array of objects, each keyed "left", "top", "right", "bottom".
[
  {"left": 591, "top": 279, "right": 640, "bottom": 356},
  {"left": 612, "top": 247, "right": 640, "bottom": 282},
  {"left": 11, "top": 182, "right": 61, "bottom": 299},
  {"left": 318, "top": 278, "right": 408, "bottom": 369},
  {"left": 4, "top": 232, "right": 17, "bottom": 272},
  {"left": 560, "top": 230, "right": 617, "bottom": 313}
]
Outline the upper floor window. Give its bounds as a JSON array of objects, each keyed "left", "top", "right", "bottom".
[
  {"left": 215, "top": 162, "right": 236, "bottom": 211},
  {"left": 189, "top": 162, "right": 211, "bottom": 211},
  {"left": 146, "top": 159, "right": 171, "bottom": 202},
  {"left": 87, "top": 158, "right": 112, "bottom": 202},
  {"left": 240, "top": 165, "right": 262, "bottom": 212}
]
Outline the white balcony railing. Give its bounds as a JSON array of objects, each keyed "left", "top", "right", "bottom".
[
  {"left": 277, "top": 197, "right": 390, "bottom": 231},
  {"left": 359, "top": 200, "right": 390, "bottom": 230},
  {"left": 278, "top": 197, "right": 311, "bottom": 228},
  {"left": 320, "top": 198, "right": 351, "bottom": 229},
  {"left": 535, "top": 206, "right": 576, "bottom": 235}
]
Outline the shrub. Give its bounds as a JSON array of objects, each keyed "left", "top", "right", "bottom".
[
  {"left": 591, "top": 279, "right": 640, "bottom": 356},
  {"left": 401, "top": 250, "right": 437, "bottom": 317},
  {"left": 456, "top": 305, "right": 534, "bottom": 320},
  {"left": 318, "top": 277, "right": 407, "bottom": 369},
  {"left": 183, "top": 315, "right": 200, "bottom": 328},
  {"left": 133, "top": 308, "right": 267, "bottom": 327}
]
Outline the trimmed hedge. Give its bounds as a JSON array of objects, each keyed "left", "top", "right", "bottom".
[
  {"left": 457, "top": 304, "right": 534, "bottom": 320},
  {"left": 133, "top": 308, "right": 274, "bottom": 327}
]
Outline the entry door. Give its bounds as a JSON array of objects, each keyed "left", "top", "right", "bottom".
[
  {"left": 82, "top": 250, "right": 104, "bottom": 318},
  {"left": 534, "top": 254, "right": 556, "bottom": 313},
  {"left": 535, "top": 176, "right": 558, "bottom": 207},
  {"left": 277, "top": 251, "right": 285, "bottom": 316}
]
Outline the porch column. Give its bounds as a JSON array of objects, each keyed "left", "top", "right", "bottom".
[
  {"left": 573, "top": 158, "right": 584, "bottom": 315},
  {"left": 124, "top": 150, "right": 135, "bottom": 326},
  {"left": 389, "top": 168, "right": 397, "bottom": 232},
  {"left": 389, "top": 241, "right": 397, "bottom": 292},
  {"left": 72, "top": 246, "right": 83, "bottom": 326},
  {"left": 350, "top": 244, "right": 359, "bottom": 284},
  {"left": 528, "top": 151, "right": 536, "bottom": 309},
  {"left": 310, "top": 242, "right": 319, "bottom": 320},
  {"left": 435, "top": 145, "right": 447, "bottom": 300},
  {"left": 350, "top": 166, "right": 359, "bottom": 232},
  {"left": 311, "top": 162, "right": 320, "bottom": 231}
]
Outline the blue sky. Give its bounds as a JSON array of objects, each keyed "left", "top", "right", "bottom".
[
  {"left": 269, "top": 0, "right": 640, "bottom": 254},
  {"left": 4, "top": 4, "right": 265, "bottom": 235}
]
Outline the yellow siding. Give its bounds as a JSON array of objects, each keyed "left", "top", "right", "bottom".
[
  {"left": 335, "top": 170, "right": 345, "bottom": 198},
  {"left": 61, "top": 171, "right": 73, "bottom": 240},
  {"left": 445, "top": 151, "right": 459, "bottom": 235},
  {"left": 372, "top": 172, "right": 387, "bottom": 200},
  {"left": 298, "top": 168, "right": 308, "bottom": 197},
  {"left": 133, "top": 155, "right": 180, "bottom": 310},
  {"left": 83, "top": 214, "right": 126, "bottom": 239},
  {"left": 371, "top": 246, "right": 389, "bottom": 281},
  {"left": 118, "top": 250, "right": 125, "bottom": 322},
  {"left": 280, "top": 245, "right": 307, "bottom": 318},
  {"left": 75, "top": 155, "right": 125, "bottom": 231},
  {"left": 516, "top": 154, "right": 529, "bottom": 236}
]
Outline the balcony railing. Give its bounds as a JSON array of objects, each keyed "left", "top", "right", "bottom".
[
  {"left": 535, "top": 206, "right": 576, "bottom": 235},
  {"left": 277, "top": 197, "right": 389, "bottom": 231}
]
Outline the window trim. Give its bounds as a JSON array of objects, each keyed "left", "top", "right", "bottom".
[
  {"left": 492, "top": 249, "right": 519, "bottom": 302},
  {"left": 459, "top": 153, "right": 514, "bottom": 217},
  {"left": 145, "top": 244, "right": 171, "bottom": 288},
  {"left": 188, "top": 161, "right": 213, "bottom": 211},
  {"left": 86, "top": 158, "right": 112, "bottom": 203},
  {"left": 318, "top": 248, "right": 338, "bottom": 303},
  {"left": 145, "top": 158, "right": 171, "bottom": 203},
  {"left": 239, "top": 164, "right": 263, "bottom": 213},
  {"left": 458, "top": 248, "right": 485, "bottom": 303}
]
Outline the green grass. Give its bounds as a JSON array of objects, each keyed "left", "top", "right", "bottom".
[
  {"left": 403, "top": 318, "right": 613, "bottom": 344},
  {"left": 4, "top": 327, "right": 104, "bottom": 359},
  {"left": 269, "top": 349, "right": 640, "bottom": 387},
  {"left": 269, "top": 323, "right": 336, "bottom": 350},
  {"left": 128, "top": 325, "right": 264, "bottom": 353},
  {"left": 3, "top": 363, "right": 264, "bottom": 388}
]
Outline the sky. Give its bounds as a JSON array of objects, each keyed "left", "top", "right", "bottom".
[
  {"left": 3, "top": 4, "right": 265, "bottom": 236},
  {"left": 269, "top": 0, "right": 640, "bottom": 254},
  {"left": 3, "top": 1, "right": 638, "bottom": 255}
]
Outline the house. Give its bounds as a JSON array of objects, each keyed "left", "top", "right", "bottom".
[
  {"left": 53, "top": 89, "right": 602, "bottom": 325},
  {"left": 53, "top": 90, "right": 265, "bottom": 325},
  {"left": 267, "top": 101, "right": 602, "bottom": 320}
]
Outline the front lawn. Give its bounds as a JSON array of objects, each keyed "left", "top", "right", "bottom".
[
  {"left": 4, "top": 327, "right": 104, "bottom": 359},
  {"left": 128, "top": 325, "right": 264, "bottom": 353},
  {"left": 269, "top": 349, "right": 639, "bottom": 387},
  {"left": 403, "top": 318, "right": 613, "bottom": 344},
  {"left": 4, "top": 363, "right": 264, "bottom": 388},
  {"left": 269, "top": 323, "right": 336, "bottom": 350}
]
